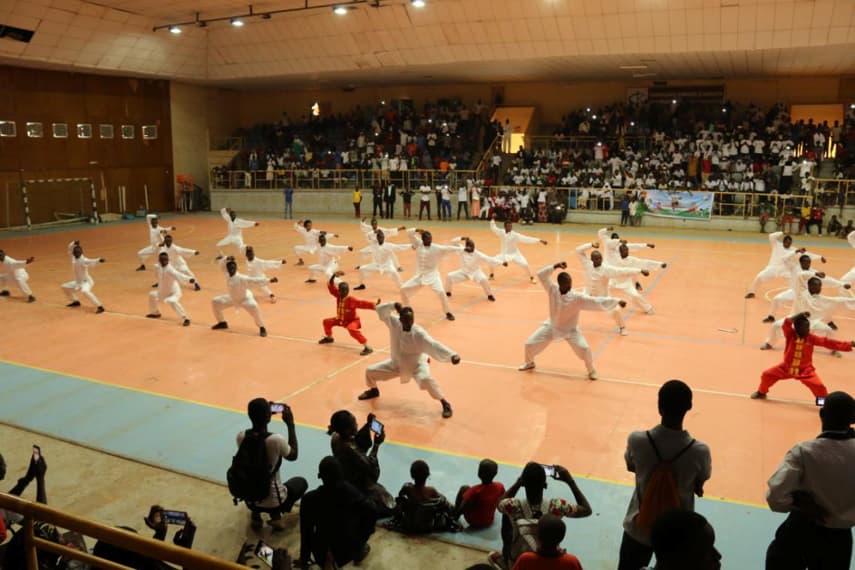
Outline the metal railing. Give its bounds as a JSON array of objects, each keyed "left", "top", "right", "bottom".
[
  {"left": 213, "top": 169, "right": 483, "bottom": 191},
  {"left": 0, "top": 493, "right": 245, "bottom": 570}
]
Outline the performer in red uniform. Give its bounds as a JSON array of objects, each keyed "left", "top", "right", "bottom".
[
  {"left": 752, "top": 312, "right": 855, "bottom": 399},
  {"left": 319, "top": 271, "right": 379, "bottom": 356}
]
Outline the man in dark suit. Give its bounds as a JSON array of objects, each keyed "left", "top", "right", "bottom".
[
  {"left": 372, "top": 185, "right": 383, "bottom": 218},
  {"left": 384, "top": 184, "right": 397, "bottom": 219}
]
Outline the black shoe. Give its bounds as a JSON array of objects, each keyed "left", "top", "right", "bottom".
[
  {"left": 360, "top": 346, "right": 373, "bottom": 356},
  {"left": 635, "top": 282, "right": 643, "bottom": 292},
  {"left": 146, "top": 313, "right": 161, "bottom": 319},
  {"left": 151, "top": 283, "right": 157, "bottom": 288},
  {"left": 487, "top": 295, "right": 496, "bottom": 302},
  {"left": 194, "top": 282, "right": 201, "bottom": 291},
  {"left": 305, "top": 278, "right": 316, "bottom": 283},
  {"left": 27, "top": 295, "right": 35, "bottom": 303},
  {"left": 762, "top": 315, "right": 775, "bottom": 323},
  {"left": 358, "top": 388, "right": 380, "bottom": 400},
  {"left": 441, "top": 400, "right": 453, "bottom": 419},
  {"left": 745, "top": 292, "right": 755, "bottom": 299},
  {"left": 446, "top": 312, "right": 455, "bottom": 321},
  {"left": 66, "top": 301, "right": 81, "bottom": 307},
  {"left": 136, "top": 264, "right": 146, "bottom": 271},
  {"left": 750, "top": 391, "right": 767, "bottom": 400},
  {"left": 0, "top": 290, "right": 9, "bottom": 296},
  {"left": 182, "top": 319, "right": 191, "bottom": 327},
  {"left": 446, "top": 291, "right": 452, "bottom": 297},
  {"left": 318, "top": 336, "right": 334, "bottom": 344},
  {"left": 95, "top": 306, "right": 105, "bottom": 314},
  {"left": 212, "top": 321, "right": 228, "bottom": 330},
  {"left": 354, "top": 284, "right": 366, "bottom": 290},
  {"left": 260, "top": 327, "right": 267, "bottom": 337},
  {"left": 828, "top": 321, "right": 838, "bottom": 331}
]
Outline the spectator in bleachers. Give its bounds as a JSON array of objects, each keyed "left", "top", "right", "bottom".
[
  {"left": 617, "top": 380, "right": 712, "bottom": 570},
  {"left": 643, "top": 510, "right": 721, "bottom": 570},
  {"left": 454, "top": 459, "right": 505, "bottom": 529},
  {"left": 510, "top": 514, "right": 583, "bottom": 570}
]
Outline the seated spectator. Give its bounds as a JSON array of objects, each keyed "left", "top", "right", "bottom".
[
  {"left": 299, "top": 456, "right": 381, "bottom": 568},
  {"left": 328, "top": 410, "right": 394, "bottom": 513},
  {"left": 827, "top": 214, "right": 842, "bottom": 237},
  {"left": 488, "top": 463, "right": 592, "bottom": 570},
  {"left": 511, "top": 514, "right": 583, "bottom": 570},
  {"left": 644, "top": 510, "right": 721, "bottom": 570},
  {"left": 454, "top": 459, "right": 505, "bottom": 529},
  {"left": 765, "top": 391, "right": 855, "bottom": 570},
  {"left": 840, "top": 219, "right": 854, "bottom": 239},
  {"left": 234, "top": 398, "right": 307, "bottom": 531},
  {"left": 389, "top": 460, "right": 458, "bottom": 534}
]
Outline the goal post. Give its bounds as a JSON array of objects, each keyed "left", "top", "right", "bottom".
[{"left": 4, "top": 177, "right": 99, "bottom": 231}]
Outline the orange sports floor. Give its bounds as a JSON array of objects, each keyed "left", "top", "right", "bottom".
[{"left": 1, "top": 213, "right": 853, "bottom": 508}]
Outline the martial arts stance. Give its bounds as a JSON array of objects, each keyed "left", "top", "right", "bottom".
[
  {"left": 217, "top": 208, "right": 258, "bottom": 254},
  {"left": 359, "top": 217, "right": 405, "bottom": 269},
  {"left": 576, "top": 242, "right": 648, "bottom": 335},
  {"left": 306, "top": 234, "right": 352, "bottom": 283},
  {"left": 751, "top": 312, "right": 854, "bottom": 400},
  {"left": 160, "top": 234, "right": 201, "bottom": 291},
  {"left": 596, "top": 226, "right": 655, "bottom": 290},
  {"left": 745, "top": 231, "right": 824, "bottom": 298},
  {"left": 244, "top": 245, "right": 286, "bottom": 303},
  {"left": 519, "top": 262, "right": 626, "bottom": 380},
  {"left": 294, "top": 220, "right": 336, "bottom": 265},
  {"left": 446, "top": 237, "right": 505, "bottom": 302},
  {"left": 62, "top": 240, "right": 105, "bottom": 313},
  {"left": 0, "top": 249, "right": 35, "bottom": 302},
  {"left": 354, "top": 230, "right": 410, "bottom": 290},
  {"left": 319, "top": 272, "right": 378, "bottom": 355},
  {"left": 840, "top": 230, "right": 855, "bottom": 294},
  {"left": 358, "top": 302, "right": 460, "bottom": 418},
  {"left": 609, "top": 244, "right": 667, "bottom": 314},
  {"left": 136, "top": 214, "right": 175, "bottom": 271},
  {"left": 147, "top": 252, "right": 195, "bottom": 326},
  {"left": 762, "top": 252, "right": 841, "bottom": 323},
  {"left": 212, "top": 256, "right": 277, "bottom": 337},
  {"left": 488, "top": 217, "right": 547, "bottom": 283},
  {"left": 401, "top": 229, "right": 458, "bottom": 320}
]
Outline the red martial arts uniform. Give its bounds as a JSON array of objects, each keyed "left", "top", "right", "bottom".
[
  {"left": 758, "top": 317, "right": 853, "bottom": 397},
  {"left": 323, "top": 280, "right": 376, "bottom": 344}
]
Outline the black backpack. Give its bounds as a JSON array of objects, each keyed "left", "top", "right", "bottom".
[{"left": 228, "top": 430, "right": 273, "bottom": 504}]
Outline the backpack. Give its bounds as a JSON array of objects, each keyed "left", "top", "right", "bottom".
[
  {"left": 509, "top": 500, "right": 542, "bottom": 561},
  {"left": 636, "top": 431, "right": 696, "bottom": 531},
  {"left": 227, "top": 430, "right": 274, "bottom": 504},
  {"left": 386, "top": 490, "right": 461, "bottom": 535}
]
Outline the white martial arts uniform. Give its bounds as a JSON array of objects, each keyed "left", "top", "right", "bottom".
[
  {"left": 748, "top": 231, "right": 800, "bottom": 293},
  {"left": 294, "top": 223, "right": 322, "bottom": 259},
  {"left": 445, "top": 238, "right": 503, "bottom": 297},
  {"left": 358, "top": 242, "right": 411, "bottom": 288},
  {"left": 216, "top": 208, "right": 256, "bottom": 252},
  {"left": 0, "top": 256, "right": 33, "bottom": 297},
  {"left": 359, "top": 221, "right": 403, "bottom": 264},
  {"left": 365, "top": 302, "right": 457, "bottom": 400},
  {"left": 159, "top": 243, "right": 199, "bottom": 283},
  {"left": 246, "top": 257, "right": 284, "bottom": 298},
  {"left": 308, "top": 244, "right": 349, "bottom": 280},
  {"left": 768, "top": 255, "right": 835, "bottom": 316},
  {"left": 596, "top": 227, "right": 649, "bottom": 265},
  {"left": 137, "top": 214, "right": 171, "bottom": 264},
  {"left": 150, "top": 262, "right": 193, "bottom": 320},
  {"left": 840, "top": 230, "right": 855, "bottom": 294},
  {"left": 212, "top": 258, "right": 269, "bottom": 327},
  {"left": 576, "top": 243, "right": 643, "bottom": 331},
  {"left": 522, "top": 264, "right": 621, "bottom": 374},
  {"left": 489, "top": 219, "right": 541, "bottom": 279},
  {"left": 400, "top": 230, "right": 457, "bottom": 314},
  {"left": 61, "top": 242, "right": 102, "bottom": 307},
  {"left": 764, "top": 289, "right": 855, "bottom": 347},
  {"left": 609, "top": 254, "right": 665, "bottom": 313}
]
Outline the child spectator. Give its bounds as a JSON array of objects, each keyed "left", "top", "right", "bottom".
[{"left": 454, "top": 459, "right": 506, "bottom": 529}]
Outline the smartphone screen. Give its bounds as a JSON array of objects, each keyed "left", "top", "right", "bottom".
[
  {"left": 370, "top": 418, "right": 384, "bottom": 435},
  {"left": 541, "top": 464, "right": 555, "bottom": 478},
  {"left": 162, "top": 510, "right": 188, "bottom": 525},
  {"left": 254, "top": 541, "right": 274, "bottom": 567},
  {"left": 270, "top": 402, "right": 285, "bottom": 414},
  {"left": 816, "top": 397, "right": 825, "bottom": 407},
  {"left": 32, "top": 445, "right": 41, "bottom": 462}
]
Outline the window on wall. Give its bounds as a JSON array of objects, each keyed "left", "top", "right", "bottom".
[
  {"left": 76, "top": 124, "right": 92, "bottom": 139},
  {"left": 26, "top": 122, "right": 43, "bottom": 138},
  {"left": 1, "top": 121, "right": 17, "bottom": 137},
  {"left": 142, "top": 125, "right": 158, "bottom": 140},
  {"left": 99, "top": 124, "right": 114, "bottom": 139},
  {"left": 52, "top": 123, "right": 68, "bottom": 138},
  {"left": 121, "top": 125, "right": 135, "bottom": 139}
]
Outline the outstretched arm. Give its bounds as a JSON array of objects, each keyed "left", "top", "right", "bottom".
[
  {"left": 234, "top": 218, "right": 257, "bottom": 229},
  {"left": 417, "top": 330, "right": 457, "bottom": 363},
  {"left": 219, "top": 208, "right": 230, "bottom": 222},
  {"left": 576, "top": 292, "right": 622, "bottom": 312}
]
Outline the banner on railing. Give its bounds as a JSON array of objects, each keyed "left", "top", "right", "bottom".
[{"left": 641, "top": 190, "right": 714, "bottom": 221}]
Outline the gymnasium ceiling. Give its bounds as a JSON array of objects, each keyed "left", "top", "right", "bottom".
[{"left": 1, "top": 0, "right": 855, "bottom": 88}]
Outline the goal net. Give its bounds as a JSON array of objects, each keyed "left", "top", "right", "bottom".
[{"left": 0, "top": 177, "right": 99, "bottom": 230}]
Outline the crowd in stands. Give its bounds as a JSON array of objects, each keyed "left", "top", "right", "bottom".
[{"left": 5, "top": 380, "right": 852, "bottom": 569}]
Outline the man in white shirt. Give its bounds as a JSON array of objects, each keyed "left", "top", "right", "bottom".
[
  {"left": 306, "top": 234, "right": 353, "bottom": 284},
  {"left": 217, "top": 208, "right": 258, "bottom": 254},
  {"left": 136, "top": 214, "right": 175, "bottom": 271},
  {"left": 576, "top": 242, "right": 648, "bottom": 335},
  {"left": 62, "top": 240, "right": 105, "bottom": 314},
  {"left": 610, "top": 244, "right": 667, "bottom": 315},
  {"left": 765, "top": 391, "right": 855, "bottom": 569},
  {"left": 746, "top": 232, "right": 808, "bottom": 298},
  {"left": 400, "top": 229, "right": 458, "bottom": 321},
  {"left": 212, "top": 256, "right": 278, "bottom": 337},
  {"left": 0, "top": 249, "right": 36, "bottom": 302},
  {"left": 293, "top": 219, "right": 334, "bottom": 266},
  {"left": 354, "top": 230, "right": 410, "bottom": 290},
  {"left": 147, "top": 251, "right": 195, "bottom": 326},
  {"left": 446, "top": 237, "right": 505, "bottom": 302},
  {"left": 518, "top": 262, "right": 626, "bottom": 380},
  {"left": 488, "top": 218, "right": 547, "bottom": 284},
  {"left": 358, "top": 302, "right": 460, "bottom": 418},
  {"left": 159, "top": 235, "right": 201, "bottom": 291},
  {"left": 245, "top": 246, "right": 286, "bottom": 303}
]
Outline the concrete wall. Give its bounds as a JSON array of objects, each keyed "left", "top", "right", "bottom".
[{"left": 170, "top": 82, "right": 211, "bottom": 193}]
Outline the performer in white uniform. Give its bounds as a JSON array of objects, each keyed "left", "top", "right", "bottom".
[
  {"left": 596, "top": 226, "right": 655, "bottom": 265},
  {"left": 745, "top": 232, "right": 824, "bottom": 298},
  {"left": 488, "top": 217, "right": 547, "bottom": 283},
  {"left": 216, "top": 208, "right": 258, "bottom": 253},
  {"left": 62, "top": 241, "right": 105, "bottom": 313},
  {"left": 294, "top": 219, "right": 335, "bottom": 265},
  {"left": 211, "top": 256, "right": 277, "bottom": 337},
  {"left": 147, "top": 251, "right": 195, "bottom": 326},
  {"left": 0, "top": 249, "right": 35, "bottom": 302},
  {"left": 359, "top": 218, "right": 405, "bottom": 268},
  {"left": 609, "top": 244, "right": 667, "bottom": 314},
  {"left": 159, "top": 234, "right": 201, "bottom": 291},
  {"left": 354, "top": 230, "right": 410, "bottom": 290},
  {"left": 518, "top": 262, "right": 625, "bottom": 380},
  {"left": 136, "top": 214, "right": 175, "bottom": 271},
  {"left": 401, "top": 229, "right": 459, "bottom": 320},
  {"left": 576, "top": 242, "right": 648, "bottom": 335},
  {"left": 358, "top": 302, "right": 460, "bottom": 419},
  {"left": 840, "top": 230, "right": 855, "bottom": 294},
  {"left": 445, "top": 237, "right": 504, "bottom": 302},
  {"left": 244, "top": 245, "right": 286, "bottom": 303},
  {"left": 763, "top": 252, "right": 837, "bottom": 322},
  {"left": 306, "top": 234, "right": 352, "bottom": 283}
]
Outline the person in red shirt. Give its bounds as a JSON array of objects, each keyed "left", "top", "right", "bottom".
[
  {"left": 512, "top": 515, "right": 584, "bottom": 570},
  {"left": 454, "top": 459, "right": 505, "bottom": 529},
  {"left": 318, "top": 272, "right": 379, "bottom": 356},
  {"left": 751, "top": 312, "right": 855, "bottom": 399}
]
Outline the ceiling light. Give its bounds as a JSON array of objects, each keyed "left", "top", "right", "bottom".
[
  {"left": 333, "top": 5, "right": 348, "bottom": 14},
  {"left": 411, "top": 0, "right": 426, "bottom": 7},
  {"left": 231, "top": 18, "right": 244, "bottom": 26},
  {"left": 168, "top": 25, "right": 181, "bottom": 34},
  {"left": 671, "top": 99, "right": 677, "bottom": 104},
  {"left": 721, "top": 107, "right": 727, "bottom": 113},
  {"left": 851, "top": 103, "right": 855, "bottom": 109}
]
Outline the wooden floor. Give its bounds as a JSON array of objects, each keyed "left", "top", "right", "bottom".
[{"left": 1, "top": 214, "right": 853, "bottom": 508}]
